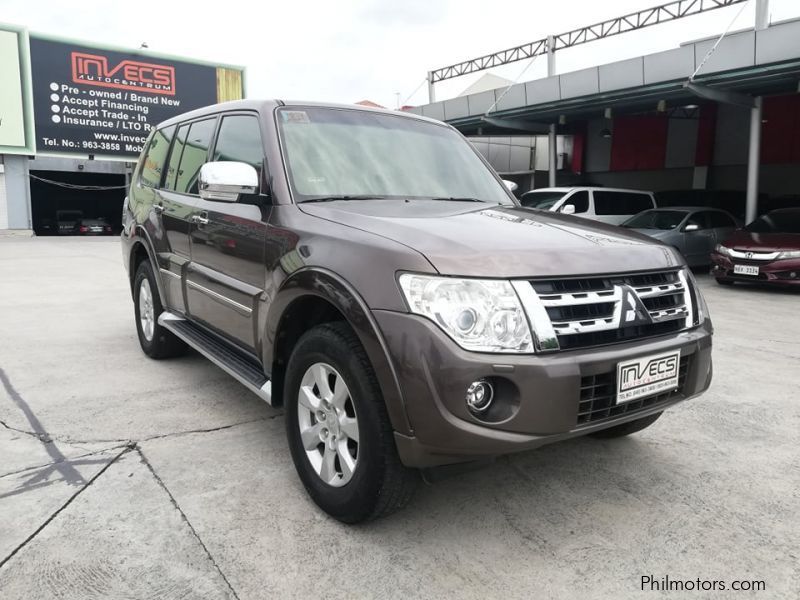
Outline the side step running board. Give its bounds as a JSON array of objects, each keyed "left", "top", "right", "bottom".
[{"left": 158, "top": 312, "right": 273, "bottom": 405}]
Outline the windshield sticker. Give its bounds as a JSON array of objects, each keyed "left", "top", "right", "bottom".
[{"left": 282, "top": 110, "right": 310, "bottom": 124}]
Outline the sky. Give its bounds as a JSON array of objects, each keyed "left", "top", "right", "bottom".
[{"left": 2, "top": 0, "right": 799, "bottom": 108}]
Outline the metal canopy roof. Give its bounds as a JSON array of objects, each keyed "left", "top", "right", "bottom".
[
  {"left": 457, "top": 62, "right": 800, "bottom": 135},
  {"left": 408, "top": 19, "right": 800, "bottom": 136}
]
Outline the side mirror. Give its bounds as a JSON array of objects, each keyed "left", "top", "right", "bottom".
[
  {"left": 684, "top": 223, "right": 700, "bottom": 232},
  {"left": 560, "top": 204, "right": 576, "bottom": 215},
  {"left": 502, "top": 179, "right": 518, "bottom": 193},
  {"left": 199, "top": 161, "right": 258, "bottom": 202}
]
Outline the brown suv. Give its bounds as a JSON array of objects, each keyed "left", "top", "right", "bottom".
[{"left": 121, "top": 100, "right": 713, "bottom": 522}]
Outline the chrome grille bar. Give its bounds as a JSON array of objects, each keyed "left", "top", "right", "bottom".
[{"left": 519, "top": 269, "right": 695, "bottom": 351}]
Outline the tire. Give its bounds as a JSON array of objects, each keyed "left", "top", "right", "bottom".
[
  {"left": 133, "top": 260, "right": 186, "bottom": 359},
  {"left": 715, "top": 278, "right": 734, "bottom": 286},
  {"left": 284, "top": 322, "right": 417, "bottom": 523},
  {"left": 590, "top": 411, "right": 663, "bottom": 439}
]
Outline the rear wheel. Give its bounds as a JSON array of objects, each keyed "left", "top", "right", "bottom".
[
  {"left": 284, "top": 322, "right": 417, "bottom": 523},
  {"left": 133, "top": 261, "right": 186, "bottom": 359},
  {"left": 590, "top": 411, "right": 662, "bottom": 438}
]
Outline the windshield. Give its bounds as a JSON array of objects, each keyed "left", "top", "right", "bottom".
[
  {"left": 277, "top": 107, "right": 512, "bottom": 204},
  {"left": 745, "top": 210, "right": 800, "bottom": 234},
  {"left": 623, "top": 210, "right": 687, "bottom": 230},
  {"left": 519, "top": 191, "right": 567, "bottom": 210}
]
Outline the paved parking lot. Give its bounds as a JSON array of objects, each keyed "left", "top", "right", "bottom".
[{"left": 0, "top": 237, "right": 798, "bottom": 599}]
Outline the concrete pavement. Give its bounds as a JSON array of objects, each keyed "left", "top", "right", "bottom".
[{"left": 0, "top": 237, "right": 798, "bottom": 599}]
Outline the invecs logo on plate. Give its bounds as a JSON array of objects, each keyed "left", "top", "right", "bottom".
[{"left": 71, "top": 52, "right": 176, "bottom": 95}]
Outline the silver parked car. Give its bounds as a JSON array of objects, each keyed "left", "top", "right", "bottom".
[{"left": 623, "top": 207, "right": 739, "bottom": 267}]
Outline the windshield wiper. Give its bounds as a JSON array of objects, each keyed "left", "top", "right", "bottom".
[
  {"left": 299, "top": 195, "right": 387, "bottom": 203},
  {"left": 425, "top": 197, "right": 488, "bottom": 203}
]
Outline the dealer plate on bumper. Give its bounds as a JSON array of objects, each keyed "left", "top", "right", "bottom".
[{"left": 616, "top": 350, "right": 680, "bottom": 404}]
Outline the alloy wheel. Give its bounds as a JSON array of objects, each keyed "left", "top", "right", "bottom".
[
  {"left": 297, "top": 362, "right": 360, "bottom": 487},
  {"left": 139, "top": 278, "right": 155, "bottom": 342}
]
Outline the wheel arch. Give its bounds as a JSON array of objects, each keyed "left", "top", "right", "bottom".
[
  {"left": 265, "top": 267, "right": 412, "bottom": 436},
  {"left": 128, "top": 226, "right": 167, "bottom": 303}
]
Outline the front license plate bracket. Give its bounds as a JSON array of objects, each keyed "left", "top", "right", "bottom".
[{"left": 616, "top": 350, "right": 680, "bottom": 404}]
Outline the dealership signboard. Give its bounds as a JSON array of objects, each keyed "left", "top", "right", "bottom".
[
  {"left": 27, "top": 35, "right": 245, "bottom": 159},
  {"left": 0, "top": 25, "right": 35, "bottom": 155}
]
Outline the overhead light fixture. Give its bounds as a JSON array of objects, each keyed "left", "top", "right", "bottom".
[
  {"left": 657, "top": 100, "right": 667, "bottom": 112},
  {"left": 600, "top": 128, "right": 612, "bottom": 139},
  {"left": 603, "top": 107, "right": 613, "bottom": 120},
  {"left": 558, "top": 114, "right": 567, "bottom": 125},
  {"left": 684, "top": 104, "right": 699, "bottom": 110}
]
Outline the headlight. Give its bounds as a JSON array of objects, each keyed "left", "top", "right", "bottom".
[
  {"left": 398, "top": 274, "right": 533, "bottom": 353},
  {"left": 778, "top": 250, "right": 800, "bottom": 259},
  {"left": 714, "top": 244, "right": 731, "bottom": 256}
]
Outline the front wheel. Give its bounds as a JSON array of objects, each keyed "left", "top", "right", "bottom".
[
  {"left": 133, "top": 261, "right": 186, "bottom": 359},
  {"left": 284, "top": 322, "right": 417, "bottom": 523}
]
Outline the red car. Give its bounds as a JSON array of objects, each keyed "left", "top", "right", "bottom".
[{"left": 711, "top": 208, "right": 800, "bottom": 286}]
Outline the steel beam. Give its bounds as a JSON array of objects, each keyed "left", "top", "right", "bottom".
[
  {"left": 430, "top": 0, "right": 747, "bottom": 83},
  {"left": 683, "top": 82, "right": 756, "bottom": 108},
  {"left": 480, "top": 116, "right": 552, "bottom": 133}
]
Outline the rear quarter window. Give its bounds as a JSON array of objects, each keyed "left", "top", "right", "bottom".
[
  {"left": 593, "top": 191, "right": 653, "bottom": 215},
  {"left": 139, "top": 125, "right": 175, "bottom": 188}
]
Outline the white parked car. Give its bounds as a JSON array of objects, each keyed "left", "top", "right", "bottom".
[{"left": 519, "top": 187, "right": 656, "bottom": 225}]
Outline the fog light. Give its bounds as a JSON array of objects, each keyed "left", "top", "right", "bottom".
[
  {"left": 466, "top": 379, "right": 494, "bottom": 413},
  {"left": 790, "top": 272, "right": 797, "bottom": 279}
]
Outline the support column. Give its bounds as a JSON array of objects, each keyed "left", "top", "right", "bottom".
[
  {"left": 427, "top": 71, "right": 436, "bottom": 104},
  {"left": 548, "top": 123, "right": 557, "bottom": 187},
  {"left": 755, "top": 0, "right": 769, "bottom": 30},
  {"left": 745, "top": 96, "right": 763, "bottom": 224},
  {"left": 546, "top": 35, "right": 556, "bottom": 77},
  {"left": 2, "top": 155, "right": 32, "bottom": 232}
]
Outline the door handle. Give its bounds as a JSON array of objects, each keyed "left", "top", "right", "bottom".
[
  {"left": 154, "top": 203, "right": 165, "bottom": 214},
  {"left": 192, "top": 214, "right": 209, "bottom": 225}
]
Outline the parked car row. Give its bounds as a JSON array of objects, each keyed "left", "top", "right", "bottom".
[{"left": 519, "top": 185, "right": 800, "bottom": 288}]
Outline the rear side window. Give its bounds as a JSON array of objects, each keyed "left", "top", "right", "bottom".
[
  {"left": 686, "top": 212, "right": 711, "bottom": 230},
  {"left": 174, "top": 118, "right": 216, "bottom": 195},
  {"left": 164, "top": 124, "right": 190, "bottom": 191},
  {"left": 139, "top": 125, "right": 175, "bottom": 188},
  {"left": 566, "top": 190, "right": 589, "bottom": 213},
  {"left": 593, "top": 191, "right": 653, "bottom": 215},
  {"left": 212, "top": 115, "right": 265, "bottom": 184},
  {"left": 708, "top": 211, "right": 736, "bottom": 228}
]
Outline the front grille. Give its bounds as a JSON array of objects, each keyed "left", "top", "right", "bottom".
[
  {"left": 528, "top": 269, "right": 693, "bottom": 352},
  {"left": 558, "top": 320, "right": 684, "bottom": 351},
  {"left": 577, "top": 355, "right": 690, "bottom": 426}
]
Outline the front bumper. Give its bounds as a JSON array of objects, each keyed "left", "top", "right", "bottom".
[
  {"left": 374, "top": 310, "right": 713, "bottom": 468},
  {"left": 711, "top": 253, "right": 800, "bottom": 285}
]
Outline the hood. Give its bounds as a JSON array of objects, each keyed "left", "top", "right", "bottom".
[
  {"left": 722, "top": 229, "right": 800, "bottom": 252},
  {"left": 300, "top": 201, "right": 683, "bottom": 277}
]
